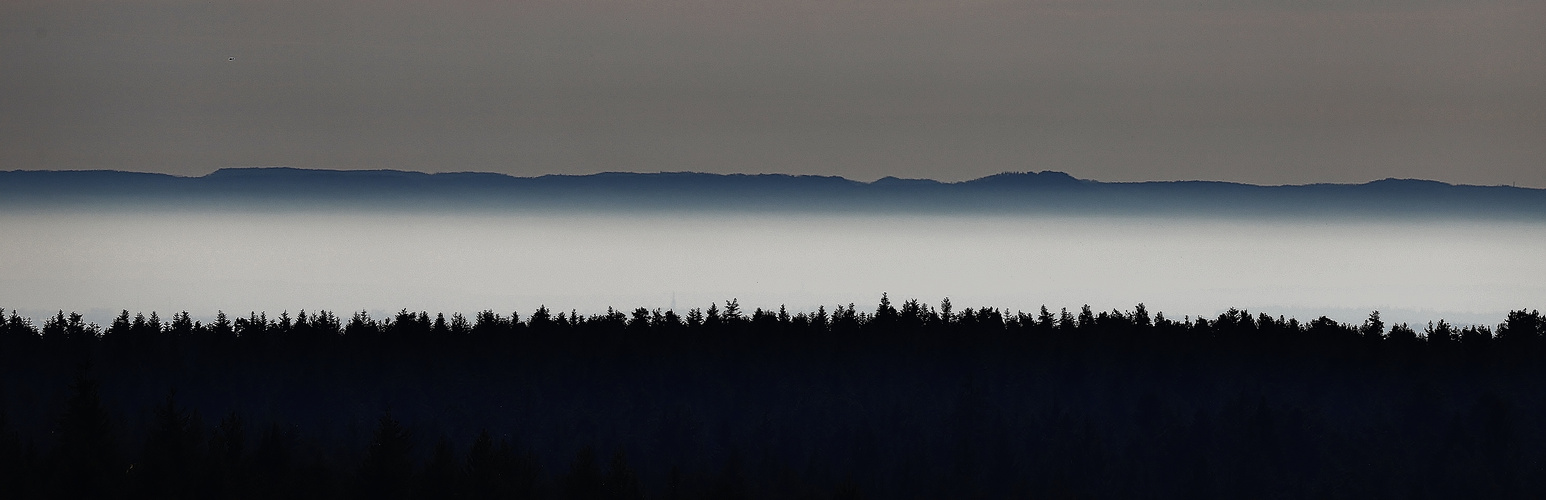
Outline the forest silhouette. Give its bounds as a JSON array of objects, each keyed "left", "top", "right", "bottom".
[{"left": 2, "top": 297, "right": 1545, "bottom": 498}]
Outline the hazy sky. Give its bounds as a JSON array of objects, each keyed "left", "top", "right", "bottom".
[{"left": 2, "top": 0, "right": 1542, "bottom": 185}]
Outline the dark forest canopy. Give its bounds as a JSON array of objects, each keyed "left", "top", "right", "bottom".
[
  {"left": 4, "top": 167, "right": 1546, "bottom": 217},
  {"left": 3, "top": 298, "right": 1541, "bottom": 352},
  {"left": 2, "top": 298, "right": 1546, "bottom": 498}
]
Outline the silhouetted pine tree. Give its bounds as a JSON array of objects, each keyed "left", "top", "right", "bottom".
[
  {"left": 357, "top": 413, "right": 414, "bottom": 500},
  {"left": 50, "top": 372, "right": 119, "bottom": 499},
  {"left": 604, "top": 451, "right": 643, "bottom": 500},
  {"left": 251, "top": 423, "right": 295, "bottom": 498},
  {"left": 133, "top": 390, "right": 204, "bottom": 500},
  {"left": 204, "top": 412, "right": 246, "bottom": 499},
  {"left": 417, "top": 437, "right": 462, "bottom": 499},
  {"left": 466, "top": 430, "right": 539, "bottom": 500},
  {"left": 0, "top": 409, "right": 40, "bottom": 500},
  {"left": 563, "top": 446, "right": 604, "bottom": 500}
]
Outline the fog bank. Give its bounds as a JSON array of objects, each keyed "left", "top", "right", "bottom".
[{"left": 2, "top": 210, "right": 1541, "bottom": 329}]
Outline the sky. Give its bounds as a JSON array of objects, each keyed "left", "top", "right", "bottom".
[{"left": 1, "top": 0, "right": 1542, "bottom": 186}]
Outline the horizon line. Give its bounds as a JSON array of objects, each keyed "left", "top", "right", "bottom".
[{"left": 6, "top": 166, "right": 1533, "bottom": 190}]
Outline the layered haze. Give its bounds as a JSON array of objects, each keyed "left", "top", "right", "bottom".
[
  {"left": 4, "top": 169, "right": 1544, "bottom": 327},
  {"left": 4, "top": 208, "right": 1542, "bottom": 330}
]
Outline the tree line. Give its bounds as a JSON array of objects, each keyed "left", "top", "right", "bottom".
[
  {"left": 7, "top": 296, "right": 1540, "bottom": 353},
  {"left": 2, "top": 296, "right": 1545, "bottom": 499}
]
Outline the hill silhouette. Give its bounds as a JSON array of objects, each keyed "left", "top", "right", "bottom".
[{"left": 4, "top": 168, "right": 1544, "bottom": 217}]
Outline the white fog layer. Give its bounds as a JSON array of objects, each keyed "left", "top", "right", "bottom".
[{"left": 2, "top": 211, "right": 1542, "bottom": 329}]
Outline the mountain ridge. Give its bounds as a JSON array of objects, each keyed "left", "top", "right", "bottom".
[
  {"left": 3, "top": 167, "right": 1543, "bottom": 217},
  {"left": 2, "top": 166, "right": 1516, "bottom": 187}
]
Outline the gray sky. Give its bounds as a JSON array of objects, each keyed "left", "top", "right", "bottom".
[{"left": 3, "top": 0, "right": 1542, "bottom": 185}]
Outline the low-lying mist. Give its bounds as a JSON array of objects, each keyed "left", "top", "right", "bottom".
[{"left": 3, "top": 209, "right": 1541, "bottom": 328}]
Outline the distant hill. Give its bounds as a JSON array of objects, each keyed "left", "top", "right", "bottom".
[{"left": 3, "top": 167, "right": 1544, "bottom": 217}]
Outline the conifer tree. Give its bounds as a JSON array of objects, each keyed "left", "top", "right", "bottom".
[{"left": 50, "top": 373, "right": 119, "bottom": 499}]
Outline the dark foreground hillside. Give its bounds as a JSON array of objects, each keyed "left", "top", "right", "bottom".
[{"left": 2, "top": 298, "right": 1545, "bottom": 499}]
